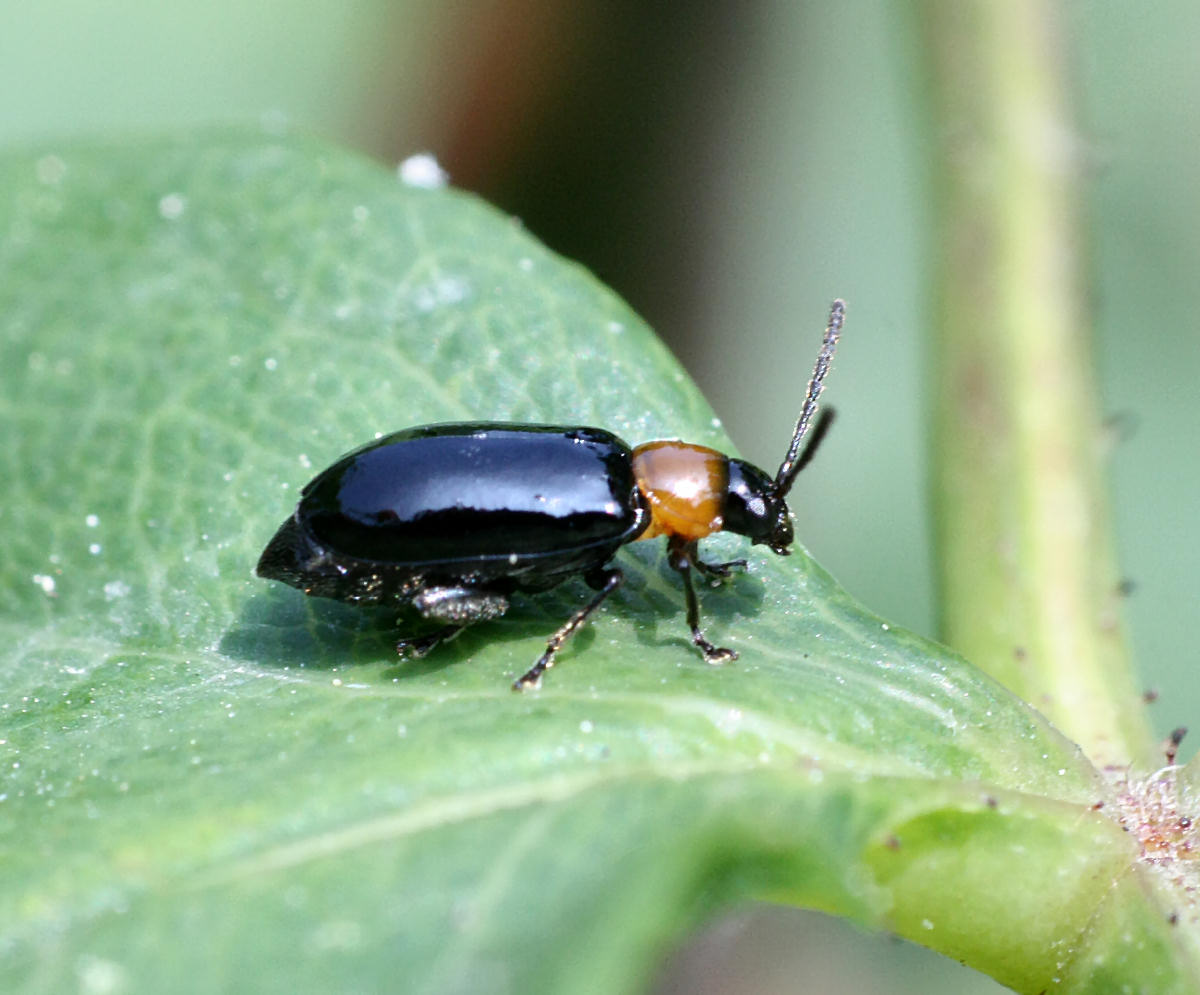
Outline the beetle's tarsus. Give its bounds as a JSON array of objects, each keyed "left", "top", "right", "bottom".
[
  {"left": 694, "top": 557, "right": 747, "bottom": 583},
  {"left": 396, "top": 624, "right": 463, "bottom": 659},
  {"left": 513, "top": 658, "right": 549, "bottom": 691},
  {"left": 691, "top": 633, "right": 734, "bottom": 662}
]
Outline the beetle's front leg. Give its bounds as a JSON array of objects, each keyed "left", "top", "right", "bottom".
[{"left": 667, "top": 537, "right": 737, "bottom": 665}]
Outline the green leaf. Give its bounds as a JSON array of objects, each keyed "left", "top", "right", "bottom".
[{"left": 0, "top": 133, "right": 1193, "bottom": 993}]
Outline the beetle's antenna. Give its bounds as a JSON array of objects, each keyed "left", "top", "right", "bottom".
[{"left": 774, "top": 299, "right": 844, "bottom": 497}]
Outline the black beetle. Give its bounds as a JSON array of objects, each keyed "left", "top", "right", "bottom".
[{"left": 257, "top": 300, "right": 843, "bottom": 689}]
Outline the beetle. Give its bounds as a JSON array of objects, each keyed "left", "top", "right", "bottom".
[{"left": 257, "top": 299, "right": 843, "bottom": 689}]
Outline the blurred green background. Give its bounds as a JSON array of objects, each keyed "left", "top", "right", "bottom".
[{"left": 4, "top": 2, "right": 1196, "bottom": 992}]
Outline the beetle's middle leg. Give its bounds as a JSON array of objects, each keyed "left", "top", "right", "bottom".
[
  {"left": 513, "top": 567, "right": 624, "bottom": 690},
  {"left": 397, "top": 586, "right": 509, "bottom": 658},
  {"left": 668, "top": 537, "right": 738, "bottom": 665}
]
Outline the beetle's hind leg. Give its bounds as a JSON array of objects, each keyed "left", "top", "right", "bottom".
[
  {"left": 397, "top": 586, "right": 509, "bottom": 658},
  {"left": 513, "top": 567, "right": 624, "bottom": 691},
  {"left": 668, "top": 537, "right": 738, "bottom": 665}
]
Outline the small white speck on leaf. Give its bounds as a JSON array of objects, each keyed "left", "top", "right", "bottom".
[
  {"left": 158, "top": 193, "right": 186, "bottom": 220},
  {"left": 398, "top": 153, "right": 449, "bottom": 189}
]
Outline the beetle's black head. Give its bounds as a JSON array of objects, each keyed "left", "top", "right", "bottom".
[{"left": 722, "top": 458, "right": 793, "bottom": 555}]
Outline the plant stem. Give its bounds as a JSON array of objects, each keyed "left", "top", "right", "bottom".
[{"left": 921, "top": 0, "right": 1152, "bottom": 769}]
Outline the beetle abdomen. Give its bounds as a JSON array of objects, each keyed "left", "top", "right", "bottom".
[
  {"left": 255, "top": 513, "right": 424, "bottom": 603},
  {"left": 296, "top": 423, "right": 649, "bottom": 566}
]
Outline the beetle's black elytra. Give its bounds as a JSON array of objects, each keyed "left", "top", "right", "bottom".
[{"left": 257, "top": 300, "right": 844, "bottom": 689}]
